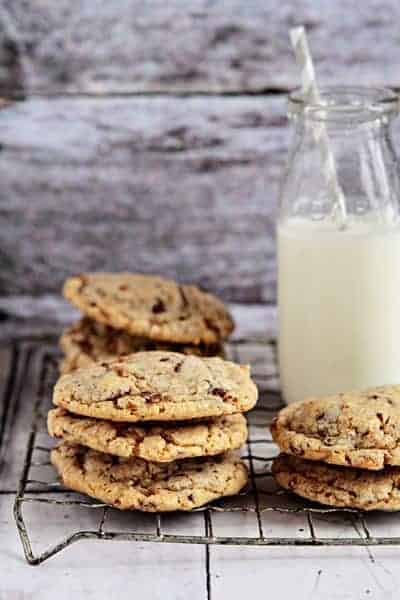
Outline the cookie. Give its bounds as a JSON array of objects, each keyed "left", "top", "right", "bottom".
[
  {"left": 59, "top": 318, "right": 223, "bottom": 374},
  {"left": 48, "top": 408, "right": 248, "bottom": 462},
  {"left": 51, "top": 442, "right": 248, "bottom": 511},
  {"left": 272, "top": 454, "right": 400, "bottom": 511},
  {"left": 271, "top": 385, "right": 400, "bottom": 470},
  {"left": 53, "top": 351, "right": 258, "bottom": 422},
  {"left": 63, "top": 273, "right": 234, "bottom": 345}
]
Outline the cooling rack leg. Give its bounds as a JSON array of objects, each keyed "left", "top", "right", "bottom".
[
  {"left": 205, "top": 544, "right": 211, "bottom": 600},
  {"left": 13, "top": 497, "right": 38, "bottom": 565},
  {"left": 204, "top": 509, "right": 212, "bottom": 599},
  {"left": 13, "top": 497, "right": 106, "bottom": 567}
]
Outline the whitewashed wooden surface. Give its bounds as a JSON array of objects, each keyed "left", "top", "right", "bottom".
[
  {"left": 3, "top": 0, "right": 400, "bottom": 94},
  {"left": 2, "top": 1, "right": 400, "bottom": 303},
  {"left": 1, "top": 305, "right": 400, "bottom": 600}
]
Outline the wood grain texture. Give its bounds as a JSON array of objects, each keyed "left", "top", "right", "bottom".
[
  {"left": 0, "top": 8, "right": 24, "bottom": 95},
  {"left": 2, "top": 0, "right": 400, "bottom": 94},
  {"left": 0, "top": 95, "right": 286, "bottom": 301},
  {"left": 0, "top": 344, "right": 43, "bottom": 491},
  {"left": 0, "top": 496, "right": 208, "bottom": 600},
  {"left": 2, "top": 0, "right": 400, "bottom": 303}
]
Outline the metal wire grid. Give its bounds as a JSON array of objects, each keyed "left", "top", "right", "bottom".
[{"left": 11, "top": 338, "right": 400, "bottom": 566}]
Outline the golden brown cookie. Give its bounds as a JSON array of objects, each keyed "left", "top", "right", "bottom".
[
  {"left": 53, "top": 351, "right": 258, "bottom": 422},
  {"left": 271, "top": 385, "right": 400, "bottom": 470},
  {"left": 63, "top": 273, "right": 234, "bottom": 345},
  {"left": 59, "top": 318, "right": 224, "bottom": 374},
  {"left": 51, "top": 442, "right": 248, "bottom": 511},
  {"left": 48, "top": 408, "right": 248, "bottom": 462},
  {"left": 272, "top": 454, "right": 400, "bottom": 511}
]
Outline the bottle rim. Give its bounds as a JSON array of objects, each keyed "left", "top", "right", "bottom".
[{"left": 288, "top": 86, "right": 399, "bottom": 123}]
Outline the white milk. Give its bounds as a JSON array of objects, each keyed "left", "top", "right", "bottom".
[{"left": 278, "top": 218, "right": 400, "bottom": 404}]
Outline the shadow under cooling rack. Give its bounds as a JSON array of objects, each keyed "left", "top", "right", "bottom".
[{"left": 8, "top": 339, "right": 400, "bottom": 565}]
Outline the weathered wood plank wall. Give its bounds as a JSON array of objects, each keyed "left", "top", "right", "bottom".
[
  {"left": 1, "top": 0, "right": 400, "bottom": 303},
  {"left": 0, "top": 96, "right": 285, "bottom": 300},
  {"left": 3, "top": 1, "right": 400, "bottom": 94}
]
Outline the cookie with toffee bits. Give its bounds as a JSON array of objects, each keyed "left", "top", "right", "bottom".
[
  {"left": 59, "top": 318, "right": 224, "bottom": 374},
  {"left": 48, "top": 408, "right": 248, "bottom": 462},
  {"left": 53, "top": 351, "right": 258, "bottom": 422},
  {"left": 272, "top": 454, "right": 400, "bottom": 511},
  {"left": 271, "top": 385, "right": 400, "bottom": 470},
  {"left": 51, "top": 442, "right": 248, "bottom": 512},
  {"left": 63, "top": 273, "right": 234, "bottom": 345}
]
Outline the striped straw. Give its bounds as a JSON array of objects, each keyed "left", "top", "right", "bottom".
[{"left": 290, "top": 26, "right": 347, "bottom": 225}]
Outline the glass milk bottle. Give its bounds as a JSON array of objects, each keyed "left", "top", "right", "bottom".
[{"left": 278, "top": 87, "right": 400, "bottom": 405}]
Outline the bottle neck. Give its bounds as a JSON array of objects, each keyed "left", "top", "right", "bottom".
[
  {"left": 293, "top": 112, "right": 394, "bottom": 139},
  {"left": 280, "top": 115, "right": 400, "bottom": 228}
]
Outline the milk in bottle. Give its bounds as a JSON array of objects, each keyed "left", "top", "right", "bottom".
[{"left": 278, "top": 87, "right": 400, "bottom": 404}]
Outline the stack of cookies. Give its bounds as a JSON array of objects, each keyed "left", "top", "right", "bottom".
[
  {"left": 48, "top": 351, "right": 257, "bottom": 511},
  {"left": 59, "top": 272, "right": 235, "bottom": 373},
  {"left": 271, "top": 385, "right": 400, "bottom": 511}
]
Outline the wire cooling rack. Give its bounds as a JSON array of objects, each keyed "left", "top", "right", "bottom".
[{"left": 11, "top": 338, "right": 400, "bottom": 565}]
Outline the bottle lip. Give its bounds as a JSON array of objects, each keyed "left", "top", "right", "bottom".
[{"left": 288, "top": 86, "right": 399, "bottom": 123}]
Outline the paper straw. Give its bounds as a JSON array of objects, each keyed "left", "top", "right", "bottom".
[{"left": 290, "top": 26, "right": 347, "bottom": 225}]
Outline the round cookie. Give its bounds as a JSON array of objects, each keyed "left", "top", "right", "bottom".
[
  {"left": 272, "top": 454, "right": 400, "bottom": 511},
  {"left": 48, "top": 408, "right": 248, "bottom": 462},
  {"left": 271, "top": 386, "right": 400, "bottom": 470},
  {"left": 51, "top": 442, "right": 248, "bottom": 511},
  {"left": 59, "top": 318, "right": 223, "bottom": 374},
  {"left": 53, "top": 351, "right": 258, "bottom": 422},
  {"left": 63, "top": 273, "right": 234, "bottom": 345}
]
